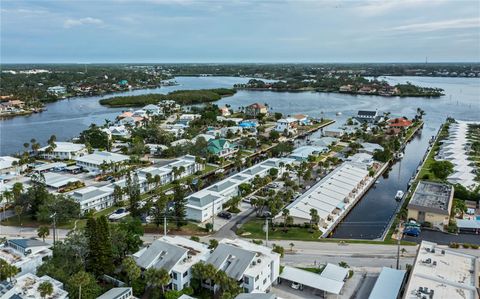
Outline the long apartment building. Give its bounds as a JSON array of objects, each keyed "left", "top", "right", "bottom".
[{"left": 186, "top": 158, "right": 295, "bottom": 222}]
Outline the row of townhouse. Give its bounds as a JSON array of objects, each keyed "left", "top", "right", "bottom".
[
  {"left": 133, "top": 236, "right": 280, "bottom": 294},
  {"left": 69, "top": 155, "right": 203, "bottom": 213},
  {"left": 186, "top": 158, "right": 295, "bottom": 222}
]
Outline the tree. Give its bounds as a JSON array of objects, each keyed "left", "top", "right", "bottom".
[
  {"left": 208, "top": 239, "right": 219, "bottom": 249},
  {"left": 79, "top": 124, "right": 110, "bottom": 149},
  {"left": 272, "top": 244, "right": 285, "bottom": 258},
  {"left": 14, "top": 205, "right": 23, "bottom": 223},
  {"left": 113, "top": 185, "right": 123, "bottom": 205},
  {"left": 85, "top": 216, "right": 114, "bottom": 276},
  {"left": 0, "top": 259, "right": 19, "bottom": 282},
  {"left": 122, "top": 256, "right": 141, "bottom": 285},
  {"left": 309, "top": 208, "right": 319, "bottom": 231},
  {"left": 111, "top": 217, "right": 144, "bottom": 260},
  {"left": 38, "top": 281, "right": 53, "bottom": 299},
  {"left": 67, "top": 271, "right": 102, "bottom": 299},
  {"left": 172, "top": 183, "right": 187, "bottom": 228},
  {"left": 144, "top": 267, "right": 171, "bottom": 295},
  {"left": 12, "top": 182, "right": 23, "bottom": 201},
  {"left": 430, "top": 160, "right": 454, "bottom": 179},
  {"left": 37, "top": 225, "right": 50, "bottom": 242},
  {"left": 289, "top": 242, "right": 295, "bottom": 252},
  {"left": 339, "top": 261, "right": 349, "bottom": 268},
  {"left": 282, "top": 209, "right": 290, "bottom": 231}
]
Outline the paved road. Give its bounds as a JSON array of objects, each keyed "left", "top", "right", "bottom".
[
  {"left": 0, "top": 209, "right": 14, "bottom": 221},
  {"left": 403, "top": 229, "right": 480, "bottom": 245},
  {"left": 212, "top": 206, "right": 255, "bottom": 239},
  {"left": 353, "top": 273, "right": 378, "bottom": 299}
]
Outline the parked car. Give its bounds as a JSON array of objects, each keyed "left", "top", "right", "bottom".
[
  {"left": 404, "top": 227, "right": 420, "bottom": 237},
  {"left": 291, "top": 282, "right": 302, "bottom": 290},
  {"left": 218, "top": 211, "right": 232, "bottom": 219}
]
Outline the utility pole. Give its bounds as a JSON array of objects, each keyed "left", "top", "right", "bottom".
[
  {"left": 51, "top": 212, "right": 57, "bottom": 246},
  {"left": 211, "top": 199, "right": 215, "bottom": 231},
  {"left": 265, "top": 217, "right": 269, "bottom": 247},
  {"left": 164, "top": 203, "right": 169, "bottom": 237}
]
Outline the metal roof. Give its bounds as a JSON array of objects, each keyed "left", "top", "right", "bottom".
[
  {"left": 280, "top": 266, "right": 345, "bottom": 295},
  {"left": 97, "top": 287, "right": 132, "bottom": 299},
  {"left": 135, "top": 239, "right": 187, "bottom": 272},
  {"left": 8, "top": 238, "right": 48, "bottom": 249},
  {"left": 207, "top": 243, "right": 256, "bottom": 281},
  {"left": 368, "top": 267, "right": 406, "bottom": 299}
]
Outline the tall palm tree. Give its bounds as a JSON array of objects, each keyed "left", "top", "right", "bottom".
[
  {"left": 38, "top": 281, "right": 53, "bottom": 299},
  {"left": 282, "top": 209, "right": 290, "bottom": 231}
]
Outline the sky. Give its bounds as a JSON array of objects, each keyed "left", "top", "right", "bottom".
[{"left": 1, "top": 0, "right": 479, "bottom": 63}]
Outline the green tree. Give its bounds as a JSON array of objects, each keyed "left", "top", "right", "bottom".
[
  {"left": 38, "top": 281, "right": 53, "bottom": 299},
  {"left": 12, "top": 182, "right": 23, "bottom": 201},
  {"left": 430, "top": 160, "right": 454, "bottom": 180},
  {"left": 144, "top": 267, "right": 171, "bottom": 295},
  {"left": 67, "top": 271, "right": 102, "bottom": 299},
  {"left": 37, "top": 225, "right": 50, "bottom": 242},
  {"left": 0, "top": 259, "right": 19, "bottom": 281},
  {"left": 309, "top": 208, "right": 319, "bottom": 231},
  {"left": 172, "top": 183, "right": 187, "bottom": 228},
  {"left": 208, "top": 239, "right": 219, "bottom": 249},
  {"left": 122, "top": 256, "right": 141, "bottom": 285}
]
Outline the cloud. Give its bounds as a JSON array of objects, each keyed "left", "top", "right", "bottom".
[
  {"left": 64, "top": 17, "right": 104, "bottom": 28},
  {"left": 353, "top": 0, "right": 447, "bottom": 16},
  {"left": 391, "top": 18, "right": 480, "bottom": 32}
]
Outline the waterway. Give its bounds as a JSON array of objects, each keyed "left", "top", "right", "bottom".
[{"left": 1, "top": 75, "right": 479, "bottom": 238}]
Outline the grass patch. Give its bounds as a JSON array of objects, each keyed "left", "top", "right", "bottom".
[{"left": 143, "top": 221, "right": 208, "bottom": 236}]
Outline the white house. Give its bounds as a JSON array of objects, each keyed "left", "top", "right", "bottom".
[
  {"left": 75, "top": 151, "right": 130, "bottom": 174},
  {"left": 274, "top": 118, "right": 297, "bottom": 134},
  {"left": 38, "top": 142, "right": 86, "bottom": 160},
  {"left": 0, "top": 239, "right": 52, "bottom": 277},
  {"left": 69, "top": 185, "right": 114, "bottom": 213},
  {"left": 359, "top": 142, "right": 384, "bottom": 155},
  {"left": 47, "top": 86, "right": 66, "bottom": 95},
  {"left": 0, "top": 273, "right": 68, "bottom": 299},
  {"left": 346, "top": 153, "right": 374, "bottom": 169},
  {"left": 97, "top": 287, "right": 134, "bottom": 299},
  {"left": 133, "top": 236, "right": 210, "bottom": 291},
  {"left": 143, "top": 104, "right": 162, "bottom": 116},
  {"left": 206, "top": 239, "right": 280, "bottom": 293},
  {"left": 0, "top": 156, "right": 21, "bottom": 175}
]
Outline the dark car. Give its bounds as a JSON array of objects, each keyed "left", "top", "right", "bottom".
[
  {"left": 404, "top": 227, "right": 420, "bottom": 237},
  {"left": 218, "top": 211, "right": 232, "bottom": 219}
]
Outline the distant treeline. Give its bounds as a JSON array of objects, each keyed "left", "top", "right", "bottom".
[{"left": 99, "top": 88, "right": 236, "bottom": 107}]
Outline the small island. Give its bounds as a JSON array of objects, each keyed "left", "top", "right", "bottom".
[
  {"left": 234, "top": 78, "right": 444, "bottom": 97},
  {"left": 99, "top": 88, "right": 237, "bottom": 107}
]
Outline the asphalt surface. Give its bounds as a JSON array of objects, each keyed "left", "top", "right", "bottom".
[{"left": 403, "top": 229, "right": 480, "bottom": 245}]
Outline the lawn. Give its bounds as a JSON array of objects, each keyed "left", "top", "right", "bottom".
[
  {"left": 238, "top": 219, "right": 416, "bottom": 245},
  {"left": 143, "top": 221, "right": 208, "bottom": 236}
]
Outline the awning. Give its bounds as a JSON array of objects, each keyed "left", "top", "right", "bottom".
[{"left": 280, "top": 266, "right": 345, "bottom": 295}]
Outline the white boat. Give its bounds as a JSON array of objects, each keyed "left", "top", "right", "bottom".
[
  {"left": 336, "top": 112, "right": 342, "bottom": 116},
  {"left": 108, "top": 208, "right": 130, "bottom": 221},
  {"left": 394, "top": 152, "right": 404, "bottom": 159},
  {"left": 395, "top": 190, "right": 404, "bottom": 200}
]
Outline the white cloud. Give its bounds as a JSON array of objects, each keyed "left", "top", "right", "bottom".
[
  {"left": 354, "top": 0, "right": 447, "bottom": 16},
  {"left": 64, "top": 17, "right": 104, "bottom": 28},
  {"left": 391, "top": 18, "right": 479, "bottom": 32}
]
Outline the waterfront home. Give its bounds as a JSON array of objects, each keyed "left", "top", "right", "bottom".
[
  {"left": 133, "top": 236, "right": 210, "bottom": 291},
  {"left": 292, "top": 114, "right": 311, "bottom": 125},
  {"left": 403, "top": 241, "right": 479, "bottom": 299},
  {"left": 323, "top": 128, "right": 344, "bottom": 138},
  {"left": 0, "top": 273, "right": 68, "bottom": 299},
  {"left": 407, "top": 181, "right": 454, "bottom": 230},
  {"left": 289, "top": 146, "right": 326, "bottom": 161},
  {"left": 346, "top": 153, "right": 374, "bottom": 169},
  {"left": 277, "top": 162, "right": 370, "bottom": 235},
  {"left": 359, "top": 142, "right": 384, "bottom": 155},
  {"left": 219, "top": 106, "right": 231, "bottom": 116},
  {"left": 312, "top": 137, "right": 338, "bottom": 148},
  {"left": 387, "top": 117, "right": 413, "bottom": 134},
  {"left": 0, "top": 239, "right": 52, "bottom": 277},
  {"left": 75, "top": 151, "right": 129, "bottom": 174},
  {"left": 0, "top": 100, "right": 25, "bottom": 113},
  {"left": 106, "top": 125, "right": 130, "bottom": 138},
  {"left": 47, "top": 86, "right": 66, "bottom": 95},
  {"left": 339, "top": 84, "right": 354, "bottom": 93},
  {"left": 0, "top": 156, "right": 20, "bottom": 174},
  {"left": 207, "top": 139, "right": 238, "bottom": 158},
  {"left": 245, "top": 103, "right": 268, "bottom": 117},
  {"left": 186, "top": 158, "right": 293, "bottom": 222},
  {"left": 97, "top": 287, "right": 134, "bottom": 299},
  {"left": 117, "top": 111, "right": 134, "bottom": 119},
  {"left": 143, "top": 104, "right": 162, "bottom": 116},
  {"left": 354, "top": 110, "right": 383, "bottom": 124},
  {"left": 206, "top": 238, "right": 280, "bottom": 293},
  {"left": 38, "top": 141, "right": 86, "bottom": 160},
  {"left": 274, "top": 118, "right": 297, "bottom": 135},
  {"left": 118, "top": 116, "right": 145, "bottom": 127}
]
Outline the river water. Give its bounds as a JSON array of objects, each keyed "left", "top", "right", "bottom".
[{"left": 1, "top": 75, "right": 479, "bottom": 238}]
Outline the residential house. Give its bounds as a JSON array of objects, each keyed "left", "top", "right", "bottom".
[
  {"left": 323, "top": 129, "right": 344, "bottom": 138},
  {"left": 0, "top": 156, "right": 20, "bottom": 175},
  {"left": 38, "top": 141, "right": 86, "bottom": 160},
  {"left": 274, "top": 118, "right": 297, "bottom": 135},
  {"left": 177, "top": 114, "right": 201, "bottom": 126},
  {"left": 292, "top": 114, "right": 310, "bottom": 126},
  {"left": 387, "top": 117, "right": 413, "bottom": 135},
  {"left": 219, "top": 107, "right": 231, "bottom": 116},
  {"left": 69, "top": 185, "right": 114, "bottom": 213},
  {"left": 143, "top": 104, "right": 162, "bottom": 116},
  {"left": 354, "top": 110, "right": 383, "bottom": 124},
  {"left": 97, "top": 287, "right": 134, "bottom": 299},
  {"left": 289, "top": 146, "right": 325, "bottom": 161},
  {"left": 245, "top": 103, "right": 268, "bottom": 117},
  {"left": 346, "top": 153, "right": 374, "bottom": 169},
  {"left": 0, "top": 273, "right": 68, "bottom": 299},
  {"left": 206, "top": 239, "right": 280, "bottom": 293},
  {"left": 207, "top": 139, "right": 238, "bottom": 158},
  {"left": 0, "top": 239, "right": 52, "bottom": 277},
  {"left": 47, "top": 86, "right": 66, "bottom": 95},
  {"left": 146, "top": 144, "right": 168, "bottom": 156},
  {"left": 359, "top": 142, "right": 384, "bottom": 155},
  {"left": 133, "top": 236, "right": 210, "bottom": 291},
  {"left": 75, "top": 151, "right": 130, "bottom": 174}
]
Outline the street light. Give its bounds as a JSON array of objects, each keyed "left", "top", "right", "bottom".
[{"left": 50, "top": 212, "right": 57, "bottom": 246}]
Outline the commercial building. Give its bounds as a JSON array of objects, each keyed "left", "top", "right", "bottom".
[
  {"left": 403, "top": 241, "right": 479, "bottom": 299},
  {"left": 277, "top": 162, "right": 371, "bottom": 236},
  {"left": 75, "top": 151, "right": 130, "bottom": 174},
  {"left": 206, "top": 239, "right": 280, "bottom": 293},
  {"left": 0, "top": 239, "right": 52, "bottom": 277},
  {"left": 38, "top": 141, "right": 87, "bottom": 160},
  {"left": 69, "top": 185, "right": 115, "bottom": 213},
  {"left": 0, "top": 273, "right": 68, "bottom": 299},
  {"left": 186, "top": 158, "right": 294, "bottom": 222},
  {"left": 368, "top": 267, "right": 406, "bottom": 299},
  {"left": 407, "top": 181, "right": 454, "bottom": 229},
  {"left": 133, "top": 236, "right": 210, "bottom": 291}
]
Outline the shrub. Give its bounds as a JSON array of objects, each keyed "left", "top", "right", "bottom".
[
  {"left": 190, "top": 236, "right": 200, "bottom": 242},
  {"left": 422, "top": 174, "right": 430, "bottom": 180},
  {"left": 449, "top": 242, "right": 460, "bottom": 248},
  {"left": 469, "top": 244, "right": 479, "bottom": 249},
  {"left": 252, "top": 239, "right": 263, "bottom": 245},
  {"left": 462, "top": 243, "right": 470, "bottom": 249}
]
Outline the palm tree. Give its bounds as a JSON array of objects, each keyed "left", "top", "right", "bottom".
[
  {"left": 14, "top": 205, "right": 23, "bottom": 224},
  {"left": 309, "top": 208, "right": 319, "bottom": 231},
  {"left": 38, "top": 281, "right": 53, "bottom": 299},
  {"left": 37, "top": 226, "right": 50, "bottom": 242},
  {"left": 289, "top": 242, "right": 295, "bottom": 252},
  {"left": 144, "top": 267, "right": 170, "bottom": 295},
  {"left": 282, "top": 209, "right": 290, "bottom": 231}
]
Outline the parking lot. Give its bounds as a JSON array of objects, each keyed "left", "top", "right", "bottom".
[{"left": 403, "top": 229, "right": 480, "bottom": 245}]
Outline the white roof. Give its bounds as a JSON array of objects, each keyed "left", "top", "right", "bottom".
[
  {"left": 34, "top": 162, "right": 67, "bottom": 172},
  {"left": 43, "top": 172, "right": 81, "bottom": 188},
  {"left": 321, "top": 263, "right": 349, "bottom": 282},
  {"left": 280, "top": 266, "right": 345, "bottom": 294},
  {"left": 39, "top": 141, "right": 85, "bottom": 153},
  {"left": 75, "top": 151, "right": 129, "bottom": 166},
  {"left": 0, "top": 156, "right": 19, "bottom": 170},
  {"left": 368, "top": 267, "right": 406, "bottom": 299},
  {"left": 456, "top": 219, "right": 480, "bottom": 229}
]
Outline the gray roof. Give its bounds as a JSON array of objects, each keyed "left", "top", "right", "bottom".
[
  {"left": 357, "top": 110, "right": 377, "bottom": 117},
  {"left": 368, "top": 267, "right": 406, "bottom": 299},
  {"left": 208, "top": 180, "right": 237, "bottom": 193},
  {"left": 188, "top": 193, "right": 222, "bottom": 207},
  {"left": 408, "top": 181, "right": 454, "bottom": 215},
  {"left": 206, "top": 243, "right": 256, "bottom": 281},
  {"left": 97, "top": 287, "right": 132, "bottom": 299},
  {"left": 235, "top": 294, "right": 276, "bottom": 299},
  {"left": 8, "top": 238, "right": 48, "bottom": 249},
  {"left": 135, "top": 239, "right": 187, "bottom": 271}
]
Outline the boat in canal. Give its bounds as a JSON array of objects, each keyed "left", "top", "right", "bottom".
[
  {"left": 394, "top": 152, "right": 404, "bottom": 159},
  {"left": 395, "top": 190, "right": 404, "bottom": 200}
]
